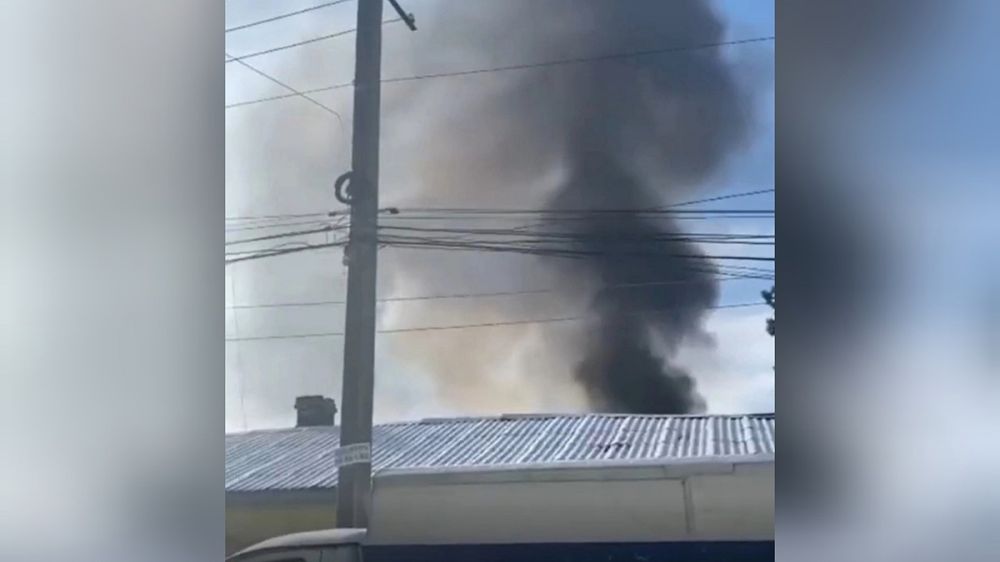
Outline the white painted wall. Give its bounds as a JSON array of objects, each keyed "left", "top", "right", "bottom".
[{"left": 368, "top": 459, "right": 773, "bottom": 544}]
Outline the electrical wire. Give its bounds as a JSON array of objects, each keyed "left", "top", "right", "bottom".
[
  {"left": 666, "top": 188, "right": 774, "bottom": 208},
  {"left": 226, "top": 224, "right": 346, "bottom": 246},
  {"left": 225, "top": 240, "right": 347, "bottom": 265},
  {"left": 385, "top": 208, "right": 774, "bottom": 216},
  {"left": 227, "top": 211, "right": 332, "bottom": 222},
  {"left": 227, "top": 35, "right": 775, "bottom": 109},
  {"left": 375, "top": 225, "right": 774, "bottom": 245},
  {"left": 227, "top": 81, "right": 354, "bottom": 110},
  {"left": 225, "top": 195, "right": 774, "bottom": 267},
  {"left": 377, "top": 213, "right": 774, "bottom": 222},
  {"left": 225, "top": 18, "right": 402, "bottom": 64},
  {"left": 225, "top": 275, "right": 766, "bottom": 310},
  {"left": 377, "top": 237, "right": 774, "bottom": 262},
  {"left": 384, "top": 36, "right": 775, "bottom": 84},
  {"left": 225, "top": 301, "right": 766, "bottom": 341},
  {"left": 225, "top": 228, "right": 774, "bottom": 265},
  {"left": 226, "top": 219, "right": 341, "bottom": 233},
  {"left": 225, "top": 0, "right": 354, "bottom": 34},
  {"left": 222, "top": 188, "right": 773, "bottom": 222},
  {"left": 226, "top": 52, "right": 344, "bottom": 125},
  {"left": 223, "top": 189, "right": 774, "bottom": 221}
]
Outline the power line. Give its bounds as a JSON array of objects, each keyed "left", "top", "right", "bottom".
[
  {"left": 226, "top": 219, "right": 341, "bottom": 233},
  {"left": 383, "top": 36, "right": 775, "bottom": 85},
  {"left": 226, "top": 224, "right": 346, "bottom": 246},
  {"left": 713, "top": 264, "right": 775, "bottom": 274},
  {"left": 225, "top": 276, "right": 766, "bottom": 310},
  {"left": 225, "top": 240, "right": 346, "bottom": 265},
  {"left": 224, "top": 233, "right": 775, "bottom": 265},
  {"left": 224, "top": 223, "right": 776, "bottom": 264},
  {"left": 227, "top": 81, "right": 354, "bottom": 110},
  {"left": 386, "top": 208, "right": 774, "bottom": 216},
  {"left": 222, "top": 188, "right": 774, "bottom": 221},
  {"left": 224, "top": 301, "right": 766, "bottom": 341},
  {"left": 375, "top": 230, "right": 774, "bottom": 250},
  {"left": 378, "top": 238, "right": 775, "bottom": 261},
  {"left": 667, "top": 188, "right": 774, "bottom": 208},
  {"left": 376, "top": 214, "right": 775, "bottom": 222},
  {"left": 227, "top": 35, "right": 775, "bottom": 110},
  {"left": 223, "top": 194, "right": 775, "bottom": 266},
  {"left": 377, "top": 225, "right": 774, "bottom": 237},
  {"left": 225, "top": 18, "right": 402, "bottom": 64},
  {"left": 225, "top": 27, "right": 360, "bottom": 64},
  {"left": 225, "top": 52, "right": 345, "bottom": 127},
  {"left": 376, "top": 224, "right": 774, "bottom": 243},
  {"left": 225, "top": 235, "right": 775, "bottom": 263},
  {"left": 227, "top": 211, "right": 331, "bottom": 222},
  {"left": 226, "top": 241, "right": 317, "bottom": 257},
  {"left": 393, "top": 189, "right": 777, "bottom": 215},
  {"left": 225, "top": 0, "right": 354, "bottom": 34}
]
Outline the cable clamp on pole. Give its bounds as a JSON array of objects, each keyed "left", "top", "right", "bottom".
[{"left": 334, "top": 171, "right": 354, "bottom": 205}]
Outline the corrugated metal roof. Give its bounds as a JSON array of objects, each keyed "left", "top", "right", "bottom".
[{"left": 226, "top": 413, "right": 774, "bottom": 493}]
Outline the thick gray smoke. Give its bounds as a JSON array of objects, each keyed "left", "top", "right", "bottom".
[{"left": 378, "top": 0, "right": 751, "bottom": 413}]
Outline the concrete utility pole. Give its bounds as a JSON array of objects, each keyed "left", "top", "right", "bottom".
[
  {"left": 336, "top": 0, "right": 415, "bottom": 530},
  {"left": 335, "top": 0, "right": 384, "bottom": 529}
]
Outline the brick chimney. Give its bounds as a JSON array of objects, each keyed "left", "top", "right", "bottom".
[{"left": 295, "top": 395, "right": 337, "bottom": 427}]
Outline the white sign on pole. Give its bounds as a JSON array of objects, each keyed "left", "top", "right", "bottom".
[{"left": 332, "top": 443, "right": 372, "bottom": 467}]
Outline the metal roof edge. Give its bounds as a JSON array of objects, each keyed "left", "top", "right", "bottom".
[
  {"left": 374, "top": 453, "right": 774, "bottom": 487},
  {"left": 416, "top": 412, "right": 774, "bottom": 425},
  {"left": 226, "top": 412, "right": 774, "bottom": 436}
]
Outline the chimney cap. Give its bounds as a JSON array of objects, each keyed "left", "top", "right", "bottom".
[
  {"left": 296, "top": 395, "right": 337, "bottom": 408},
  {"left": 294, "top": 395, "right": 337, "bottom": 427}
]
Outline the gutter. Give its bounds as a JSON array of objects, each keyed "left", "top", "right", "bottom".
[{"left": 374, "top": 453, "right": 774, "bottom": 487}]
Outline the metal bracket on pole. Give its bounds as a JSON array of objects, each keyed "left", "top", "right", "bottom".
[{"left": 387, "top": 0, "right": 417, "bottom": 30}]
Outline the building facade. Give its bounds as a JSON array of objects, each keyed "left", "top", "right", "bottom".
[{"left": 226, "top": 409, "right": 775, "bottom": 554}]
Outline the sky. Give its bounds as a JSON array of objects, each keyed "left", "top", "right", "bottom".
[{"left": 224, "top": 0, "right": 775, "bottom": 431}]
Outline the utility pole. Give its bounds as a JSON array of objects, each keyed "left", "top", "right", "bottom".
[{"left": 336, "top": 0, "right": 415, "bottom": 530}]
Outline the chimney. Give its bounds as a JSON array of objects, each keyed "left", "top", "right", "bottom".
[{"left": 295, "top": 395, "right": 337, "bottom": 427}]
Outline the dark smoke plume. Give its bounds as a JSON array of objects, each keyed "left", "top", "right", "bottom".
[
  {"left": 552, "top": 153, "right": 716, "bottom": 413},
  {"left": 377, "top": 0, "right": 752, "bottom": 413}
]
